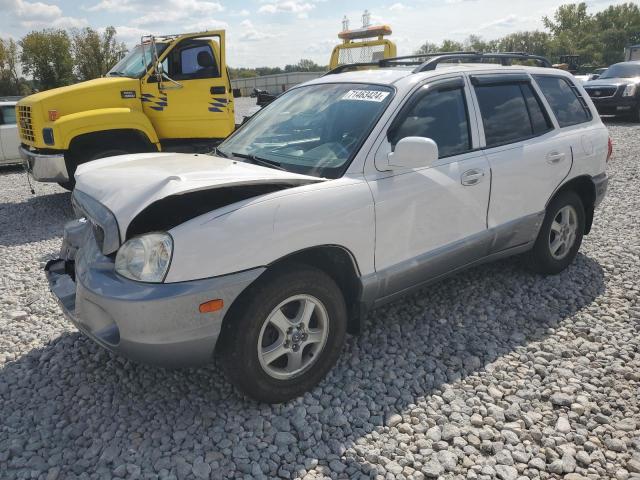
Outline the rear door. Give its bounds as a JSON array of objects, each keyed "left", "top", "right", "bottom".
[
  {"left": 0, "top": 105, "right": 20, "bottom": 163},
  {"left": 368, "top": 76, "right": 491, "bottom": 297},
  {"left": 142, "top": 33, "right": 234, "bottom": 141},
  {"left": 468, "top": 73, "right": 572, "bottom": 251}
]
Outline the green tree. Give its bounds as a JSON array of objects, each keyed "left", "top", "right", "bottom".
[
  {"left": 415, "top": 41, "right": 439, "bottom": 55},
  {"left": 0, "top": 38, "right": 21, "bottom": 95},
  {"left": 72, "top": 26, "right": 127, "bottom": 81},
  {"left": 592, "top": 3, "right": 640, "bottom": 64},
  {"left": 20, "top": 29, "right": 74, "bottom": 91},
  {"left": 440, "top": 39, "right": 464, "bottom": 52},
  {"left": 498, "top": 31, "right": 551, "bottom": 56}
]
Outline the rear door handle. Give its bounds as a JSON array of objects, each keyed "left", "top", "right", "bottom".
[
  {"left": 461, "top": 168, "right": 485, "bottom": 186},
  {"left": 546, "top": 151, "right": 565, "bottom": 164}
]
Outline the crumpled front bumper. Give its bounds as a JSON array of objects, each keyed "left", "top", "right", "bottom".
[
  {"left": 20, "top": 146, "right": 69, "bottom": 183},
  {"left": 46, "top": 218, "right": 264, "bottom": 367}
]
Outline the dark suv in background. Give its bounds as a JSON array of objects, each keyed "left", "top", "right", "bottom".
[{"left": 583, "top": 61, "right": 640, "bottom": 121}]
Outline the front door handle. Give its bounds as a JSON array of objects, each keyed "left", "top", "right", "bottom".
[
  {"left": 210, "top": 86, "right": 226, "bottom": 94},
  {"left": 546, "top": 151, "right": 566, "bottom": 164},
  {"left": 461, "top": 168, "right": 485, "bottom": 186}
]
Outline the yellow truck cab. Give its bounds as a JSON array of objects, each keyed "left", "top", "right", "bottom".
[{"left": 18, "top": 30, "right": 234, "bottom": 189}]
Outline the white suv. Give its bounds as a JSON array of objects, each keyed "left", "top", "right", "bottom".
[
  {"left": 0, "top": 98, "right": 20, "bottom": 166},
  {"left": 46, "top": 54, "right": 609, "bottom": 403}
]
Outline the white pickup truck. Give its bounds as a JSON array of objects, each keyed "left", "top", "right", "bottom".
[
  {"left": 45, "top": 54, "right": 609, "bottom": 403},
  {"left": 0, "top": 98, "right": 20, "bottom": 166}
]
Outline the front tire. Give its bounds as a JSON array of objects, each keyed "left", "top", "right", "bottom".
[
  {"left": 218, "top": 265, "right": 347, "bottom": 403},
  {"left": 526, "top": 190, "right": 585, "bottom": 274}
]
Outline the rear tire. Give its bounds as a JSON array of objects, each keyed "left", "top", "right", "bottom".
[
  {"left": 525, "top": 190, "right": 585, "bottom": 275},
  {"left": 218, "top": 264, "right": 347, "bottom": 403}
]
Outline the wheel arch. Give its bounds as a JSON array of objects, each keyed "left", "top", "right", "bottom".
[
  {"left": 67, "top": 129, "right": 158, "bottom": 158},
  {"left": 548, "top": 175, "right": 596, "bottom": 234},
  {"left": 223, "top": 245, "right": 366, "bottom": 338}
]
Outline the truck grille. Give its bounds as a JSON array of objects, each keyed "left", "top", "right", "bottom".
[
  {"left": 17, "top": 105, "right": 35, "bottom": 142},
  {"left": 584, "top": 86, "right": 617, "bottom": 98}
]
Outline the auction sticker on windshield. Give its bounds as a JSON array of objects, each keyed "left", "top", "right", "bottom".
[{"left": 342, "top": 90, "right": 390, "bottom": 102}]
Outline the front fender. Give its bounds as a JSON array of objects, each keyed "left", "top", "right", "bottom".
[
  {"left": 51, "top": 108, "right": 159, "bottom": 150},
  {"left": 165, "top": 178, "right": 375, "bottom": 283}
]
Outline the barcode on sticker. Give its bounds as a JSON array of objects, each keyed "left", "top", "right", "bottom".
[{"left": 342, "top": 90, "right": 390, "bottom": 102}]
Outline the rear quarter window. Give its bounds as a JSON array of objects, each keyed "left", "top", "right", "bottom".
[{"left": 533, "top": 75, "right": 592, "bottom": 127}]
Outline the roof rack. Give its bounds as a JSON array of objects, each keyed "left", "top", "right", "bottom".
[
  {"left": 412, "top": 52, "right": 552, "bottom": 72},
  {"left": 324, "top": 51, "right": 551, "bottom": 76}
]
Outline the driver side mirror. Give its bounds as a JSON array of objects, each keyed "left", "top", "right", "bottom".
[{"left": 385, "top": 137, "right": 439, "bottom": 170}]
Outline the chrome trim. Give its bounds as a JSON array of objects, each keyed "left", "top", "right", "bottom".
[
  {"left": 20, "top": 146, "right": 68, "bottom": 183},
  {"left": 72, "top": 190, "right": 121, "bottom": 255}
]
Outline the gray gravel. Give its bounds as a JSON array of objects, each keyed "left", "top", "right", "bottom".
[{"left": 1, "top": 118, "right": 639, "bottom": 480}]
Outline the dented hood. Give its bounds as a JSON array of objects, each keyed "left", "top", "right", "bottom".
[{"left": 74, "top": 152, "right": 322, "bottom": 238}]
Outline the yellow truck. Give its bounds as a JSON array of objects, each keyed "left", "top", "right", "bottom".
[{"left": 18, "top": 30, "right": 235, "bottom": 189}]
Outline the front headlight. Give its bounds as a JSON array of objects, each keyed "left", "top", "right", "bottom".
[
  {"left": 115, "top": 232, "right": 173, "bottom": 282},
  {"left": 622, "top": 84, "right": 637, "bottom": 97}
]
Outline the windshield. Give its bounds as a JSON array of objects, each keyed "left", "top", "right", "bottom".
[
  {"left": 217, "top": 83, "right": 394, "bottom": 179},
  {"left": 600, "top": 63, "right": 640, "bottom": 79},
  {"left": 107, "top": 43, "right": 167, "bottom": 78}
]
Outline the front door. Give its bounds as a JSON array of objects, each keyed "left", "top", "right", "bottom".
[
  {"left": 368, "top": 77, "right": 491, "bottom": 297},
  {"left": 142, "top": 34, "right": 234, "bottom": 141}
]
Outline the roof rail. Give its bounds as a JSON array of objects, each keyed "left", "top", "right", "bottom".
[
  {"left": 0, "top": 96, "right": 22, "bottom": 102},
  {"left": 379, "top": 52, "right": 476, "bottom": 66},
  {"left": 413, "top": 52, "right": 552, "bottom": 72},
  {"left": 323, "top": 51, "right": 552, "bottom": 76},
  {"left": 324, "top": 62, "right": 381, "bottom": 75}
]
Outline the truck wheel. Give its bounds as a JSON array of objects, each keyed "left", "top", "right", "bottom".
[
  {"left": 525, "top": 191, "right": 585, "bottom": 275},
  {"left": 58, "top": 148, "right": 131, "bottom": 191},
  {"left": 218, "top": 265, "right": 347, "bottom": 403}
]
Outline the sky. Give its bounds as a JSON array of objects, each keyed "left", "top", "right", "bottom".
[{"left": 0, "top": 0, "right": 627, "bottom": 68}]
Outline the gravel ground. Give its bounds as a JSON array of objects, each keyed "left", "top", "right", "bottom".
[{"left": 0, "top": 118, "right": 639, "bottom": 480}]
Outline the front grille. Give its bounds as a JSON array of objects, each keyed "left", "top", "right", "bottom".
[
  {"left": 584, "top": 86, "right": 618, "bottom": 98},
  {"left": 17, "top": 105, "right": 35, "bottom": 142}
]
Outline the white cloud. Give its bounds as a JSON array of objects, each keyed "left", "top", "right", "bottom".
[
  {"left": 389, "top": 3, "right": 409, "bottom": 11},
  {"left": 0, "top": 0, "right": 87, "bottom": 29},
  {"left": 84, "top": 0, "right": 136, "bottom": 12},
  {"left": 258, "top": 1, "right": 315, "bottom": 15},
  {"left": 479, "top": 14, "right": 524, "bottom": 30},
  {"left": 237, "top": 19, "right": 279, "bottom": 42}
]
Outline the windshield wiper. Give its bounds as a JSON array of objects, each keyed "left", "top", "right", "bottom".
[
  {"left": 107, "top": 71, "right": 125, "bottom": 77},
  {"left": 231, "top": 152, "right": 286, "bottom": 171}
]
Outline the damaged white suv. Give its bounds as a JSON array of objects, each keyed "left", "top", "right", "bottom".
[{"left": 46, "top": 54, "right": 609, "bottom": 403}]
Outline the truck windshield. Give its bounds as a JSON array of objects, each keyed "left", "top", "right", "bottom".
[
  {"left": 107, "top": 43, "right": 167, "bottom": 78},
  {"left": 599, "top": 63, "right": 640, "bottom": 79},
  {"left": 217, "top": 83, "right": 393, "bottom": 179}
]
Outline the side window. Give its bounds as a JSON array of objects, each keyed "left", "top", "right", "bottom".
[
  {"left": 389, "top": 87, "right": 471, "bottom": 158},
  {"left": 474, "top": 82, "right": 550, "bottom": 148},
  {"left": 168, "top": 44, "right": 219, "bottom": 80},
  {"left": 1, "top": 106, "right": 17, "bottom": 125},
  {"left": 533, "top": 75, "right": 591, "bottom": 127},
  {"left": 521, "top": 84, "right": 552, "bottom": 134}
]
